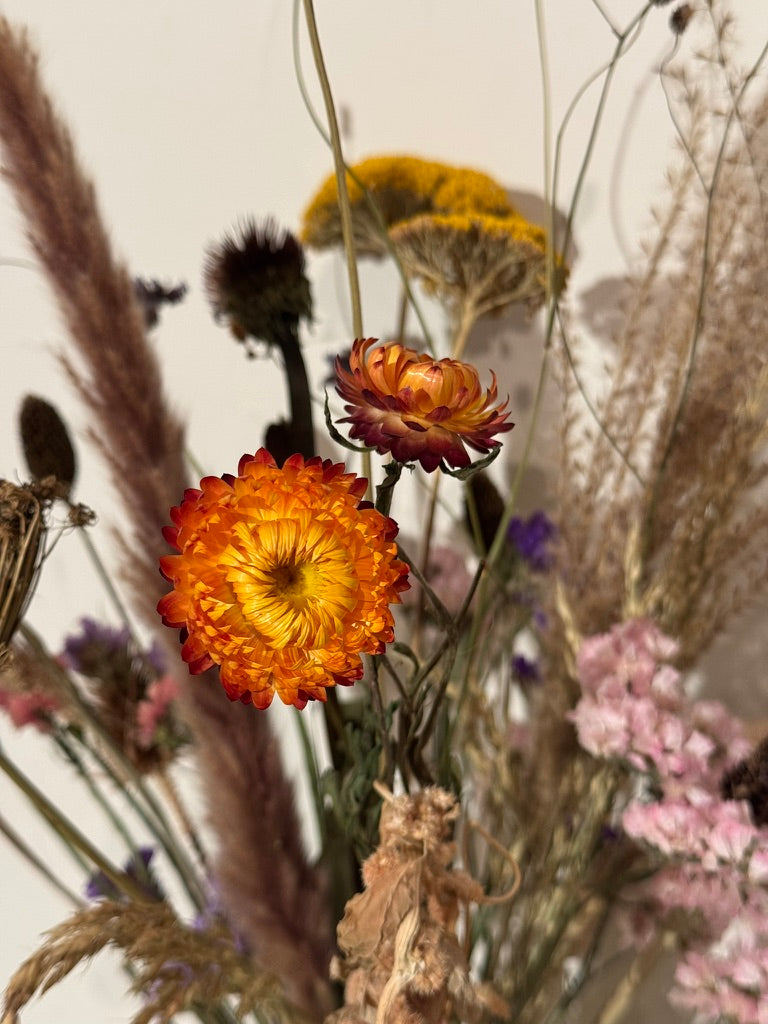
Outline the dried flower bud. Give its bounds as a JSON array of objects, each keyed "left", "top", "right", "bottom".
[
  {"left": 0, "top": 480, "right": 54, "bottom": 662},
  {"left": 464, "top": 470, "right": 505, "bottom": 553},
  {"left": 133, "top": 278, "right": 187, "bottom": 329},
  {"left": 18, "top": 395, "right": 76, "bottom": 497},
  {"left": 204, "top": 218, "right": 312, "bottom": 351},
  {"left": 670, "top": 3, "right": 693, "bottom": 34}
]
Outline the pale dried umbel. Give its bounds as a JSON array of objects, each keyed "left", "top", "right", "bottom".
[
  {"left": 391, "top": 213, "right": 549, "bottom": 318},
  {"left": 327, "top": 787, "right": 509, "bottom": 1024},
  {"left": 390, "top": 212, "right": 551, "bottom": 358},
  {"left": 0, "top": 479, "right": 57, "bottom": 667}
]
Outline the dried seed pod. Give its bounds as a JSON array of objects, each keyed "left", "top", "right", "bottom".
[
  {"left": 18, "top": 395, "right": 77, "bottom": 497},
  {"left": 0, "top": 479, "right": 55, "bottom": 663}
]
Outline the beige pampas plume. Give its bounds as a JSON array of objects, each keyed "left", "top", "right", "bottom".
[{"left": 0, "top": 17, "right": 186, "bottom": 626}]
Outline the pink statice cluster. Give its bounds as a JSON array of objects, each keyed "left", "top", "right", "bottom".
[
  {"left": 0, "top": 687, "right": 59, "bottom": 731},
  {"left": 569, "top": 619, "right": 749, "bottom": 787},
  {"left": 671, "top": 912, "right": 768, "bottom": 1024},
  {"left": 135, "top": 674, "right": 181, "bottom": 749},
  {"left": 572, "top": 619, "right": 768, "bottom": 1023}
]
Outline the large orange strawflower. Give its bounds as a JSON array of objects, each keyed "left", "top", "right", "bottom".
[
  {"left": 336, "top": 338, "right": 513, "bottom": 473},
  {"left": 158, "top": 450, "right": 409, "bottom": 709}
]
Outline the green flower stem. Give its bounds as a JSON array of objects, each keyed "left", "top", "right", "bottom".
[
  {"left": 70, "top": 510, "right": 140, "bottom": 643},
  {"left": 293, "top": 707, "right": 325, "bottom": 848},
  {"left": 155, "top": 766, "right": 209, "bottom": 872},
  {"left": 300, "top": 0, "right": 376, "bottom": 493},
  {"left": 0, "top": 744, "right": 151, "bottom": 903},
  {"left": 301, "top": 0, "right": 361, "bottom": 340},
  {"left": 51, "top": 727, "right": 139, "bottom": 857},
  {"left": 70, "top": 723, "right": 207, "bottom": 909},
  {"left": 291, "top": 0, "right": 436, "bottom": 359},
  {"left": 274, "top": 323, "right": 315, "bottom": 459},
  {"left": 0, "top": 809, "right": 84, "bottom": 907},
  {"left": 20, "top": 624, "right": 207, "bottom": 910}
]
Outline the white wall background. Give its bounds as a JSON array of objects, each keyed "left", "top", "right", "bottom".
[{"left": 0, "top": 2, "right": 766, "bottom": 1021}]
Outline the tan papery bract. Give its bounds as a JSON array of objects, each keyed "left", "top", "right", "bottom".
[{"left": 326, "top": 787, "right": 508, "bottom": 1024}]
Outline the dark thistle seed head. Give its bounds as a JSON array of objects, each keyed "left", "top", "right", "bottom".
[
  {"left": 19, "top": 395, "right": 77, "bottom": 498},
  {"left": 721, "top": 735, "right": 768, "bottom": 826},
  {"left": 203, "top": 217, "right": 312, "bottom": 352},
  {"left": 670, "top": 3, "right": 693, "bottom": 34}
]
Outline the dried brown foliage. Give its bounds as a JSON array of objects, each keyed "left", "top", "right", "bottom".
[
  {"left": 1, "top": 899, "right": 299, "bottom": 1024},
  {"left": 327, "top": 787, "right": 508, "bottom": 1024},
  {"left": 0, "top": 18, "right": 186, "bottom": 629}
]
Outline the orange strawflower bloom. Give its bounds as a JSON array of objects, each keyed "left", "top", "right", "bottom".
[
  {"left": 158, "top": 450, "right": 409, "bottom": 709},
  {"left": 336, "top": 338, "right": 513, "bottom": 473}
]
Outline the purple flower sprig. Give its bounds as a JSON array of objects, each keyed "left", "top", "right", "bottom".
[
  {"left": 507, "top": 511, "right": 556, "bottom": 572},
  {"left": 85, "top": 846, "right": 163, "bottom": 902}
]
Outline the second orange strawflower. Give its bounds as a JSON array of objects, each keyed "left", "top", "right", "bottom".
[{"left": 335, "top": 338, "right": 513, "bottom": 472}]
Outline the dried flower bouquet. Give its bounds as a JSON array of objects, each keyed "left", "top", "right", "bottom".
[{"left": 2, "top": 3, "right": 768, "bottom": 1024}]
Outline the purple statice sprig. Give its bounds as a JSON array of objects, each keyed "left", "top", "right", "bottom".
[
  {"left": 85, "top": 846, "right": 164, "bottom": 903},
  {"left": 512, "top": 653, "right": 540, "bottom": 685},
  {"left": 507, "top": 510, "right": 556, "bottom": 572}
]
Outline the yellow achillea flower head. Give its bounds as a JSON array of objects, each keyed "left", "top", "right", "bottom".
[
  {"left": 390, "top": 212, "right": 553, "bottom": 316},
  {"left": 300, "top": 155, "right": 518, "bottom": 256},
  {"left": 336, "top": 338, "right": 513, "bottom": 473},
  {"left": 158, "top": 450, "right": 410, "bottom": 709}
]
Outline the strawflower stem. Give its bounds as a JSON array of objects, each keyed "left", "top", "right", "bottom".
[
  {"left": 155, "top": 766, "right": 209, "bottom": 871},
  {"left": 51, "top": 728, "right": 139, "bottom": 858},
  {"left": 71, "top": 514, "right": 139, "bottom": 642},
  {"left": 301, "top": 0, "right": 373, "bottom": 493},
  {"left": 291, "top": 0, "right": 436, "bottom": 357},
  {"left": 0, "top": 745, "right": 149, "bottom": 902},
  {"left": 0, "top": 809, "right": 84, "bottom": 907},
  {"left": 301, "top": 0, "right": 361, "bottom": 339},
  {"left": 19, "top": 624, "right": 207, "bottom": 910}
]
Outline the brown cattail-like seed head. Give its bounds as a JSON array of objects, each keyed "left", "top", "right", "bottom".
[
  {"left": 0, "top": 480, "right": 54, "bottom": 664},
  {"left": 19, "top": 395, "right": 77, "bottom": 498},
  {"left": 203, "top": 217, "right": 312, "bottom": 352},
  {"left": 464, "top": 470, "right": 505, "bottom": 554}
]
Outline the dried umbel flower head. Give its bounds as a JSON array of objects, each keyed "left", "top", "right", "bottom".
[
  {"left": 203, "top": 217, "right": 312, "bottom": 350},
  {"left": 336, "top": 337, "right": 513, "bottom": 473},
  {"left": 301, "top": 153, "right": 518, "bottom": 257},
  {"left": 391, "top": 211, "right": 552, "bottom": 317},
  {"left": 0, "top": 479, "right": 55, "bottom": 663},
  {"left": 158, "top": 449, "right": 410, "bottom": 709},
  {"left": 18, "top": 395, "right": 76, "bottom": 497}
]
